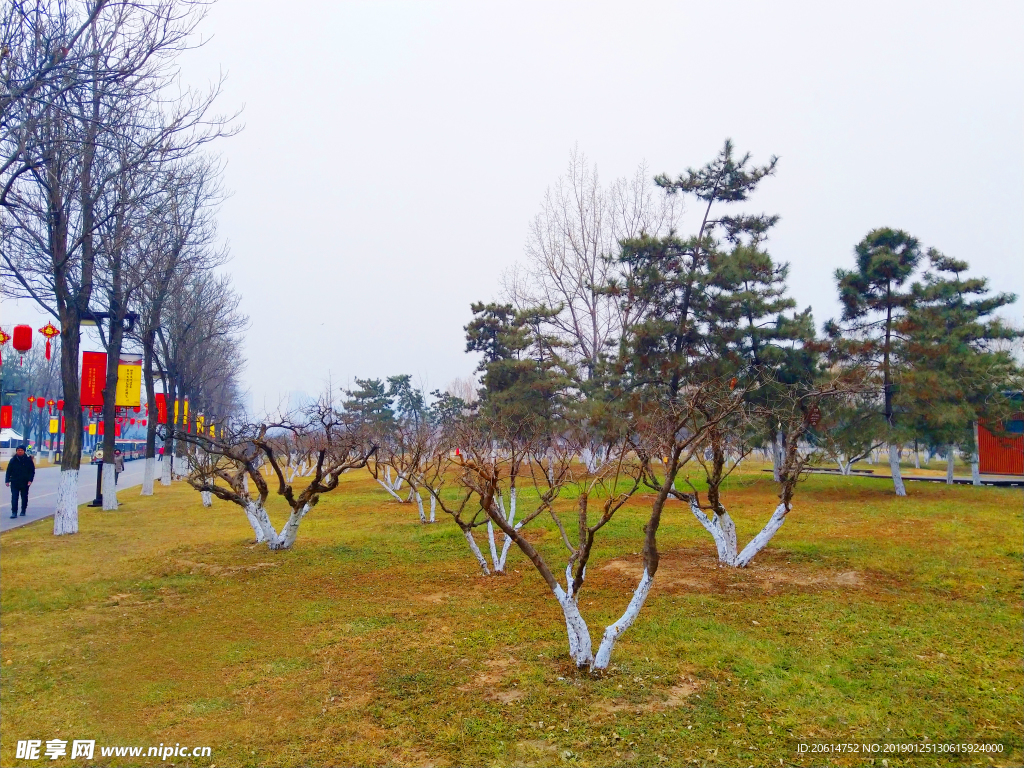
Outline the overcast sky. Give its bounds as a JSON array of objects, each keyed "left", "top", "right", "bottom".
[{"left": 6, "top": 1, "right": 1023, "bottom": 408}]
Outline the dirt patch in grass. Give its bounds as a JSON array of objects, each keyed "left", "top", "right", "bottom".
[{"left": 599, "top": 547, "right": 881, "bottom": 596}]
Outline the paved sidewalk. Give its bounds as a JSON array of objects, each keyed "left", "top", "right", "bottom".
[{"left": 1, "top": 461, "right": 151, "bottom": 533}]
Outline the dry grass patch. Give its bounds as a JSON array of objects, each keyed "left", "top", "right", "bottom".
[{"left": 1, "top": 468, "right": 1021, "bottom": 767}]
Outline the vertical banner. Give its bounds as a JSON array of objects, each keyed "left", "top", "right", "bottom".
[
  {"left": 173, "top": 399, "right": 179, "bottom": 424},
  {"left": 61, "top": 416, "right": 66, "bottom": 433},
  {"left": 97, "top": 422, "right": 104, "bottom": 436},
  {"left": 115, "top": 354, "right": 143, "bottom": 407},
  {"left": 88, "top": 423, "right": 96, "bottom": 436},
  {"left": 49, "top": 418, "right": 59, "bottom": 434},
  {"left": 197, "top": 414, "right": 205, "bottom": 434},
  {"left": 80, "top": 352, "right": 107, "bottom": 407},
  {"left": 155, "top": 393, "right": 167, "bottom": 425},
  {"left": 114, "top": 423, "right": 121, "bottom": 437},
  {"left": 0, "top": 405, "right": 12, "bottom": 429}
]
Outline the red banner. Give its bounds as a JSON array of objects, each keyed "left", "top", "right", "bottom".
[
  {"left": 155, "top": 393, "right": 167, "bottom": 425},
  {"left": 80, "top": 351, "right": 107, "bottom": 407},
  {"left": 114, "top": 423, "right": 121, "bottom": 437},
  {"left": 61, "top": 416, "right": 65, "bottom": 434},
  {"left": 0, "top": 405, "right": 12, "bottom": 429},
  {"left": 97, "top": 421, "right": 104, "bottom": 436}
]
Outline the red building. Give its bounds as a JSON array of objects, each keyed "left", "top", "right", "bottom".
[{"left": 978, "top": 412, "right": 1024, "bottom": 476}]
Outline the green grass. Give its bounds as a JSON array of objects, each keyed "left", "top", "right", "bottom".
[{"left": 1, "top": 468, "right": 1021, "bottom": 767}]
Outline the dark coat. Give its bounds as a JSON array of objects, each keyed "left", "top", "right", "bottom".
[{"left": 5, "top": 454, "right": 36, "bottom": 487}]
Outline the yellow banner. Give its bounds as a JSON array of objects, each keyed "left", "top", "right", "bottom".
[
  {"left": 115, "top": 363, "right": 142, "bottom": 406},
  {"left": 49, "top": 418, "right": 59, "bottom": 434},
  {"left": 210, "top": 424, "right": 216, "bottom": 437},
  {"left": 88, "top": 424, "right": 96, "bottom": 435},
  {"left": 197, "top": 414, "right": 205, "bottom": 433}
]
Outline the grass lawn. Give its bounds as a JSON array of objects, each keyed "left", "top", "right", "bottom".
[{"left": 1, "top": 466, "right": 1021, "bottom": 767}]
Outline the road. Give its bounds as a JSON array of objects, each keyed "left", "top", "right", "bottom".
[{"left": 1, "top": 460, "right": 151, "bottom": 532}]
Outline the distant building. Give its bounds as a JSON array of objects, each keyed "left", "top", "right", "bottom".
[{"left": 977, "top": 394, "right": 1023, "bottom": 476}]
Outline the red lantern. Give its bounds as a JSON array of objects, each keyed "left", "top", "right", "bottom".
[
  {"left": 56, "top": 399, "right": 65, "bottom": 410},
  {"left": 130, "top": 418, "right": 136, "bottom": 425},
  {"left": 0, "top": 328, "right": 10, "bottom": 367},
  {"left": 36, "top": 397, "right": 45, "bottom": 409},
  {"left": 12, "top": 325, "right": 31, "bottom": 365},
  {"left": 141, "top": 419, "right": 147, "bottom": 426},
  {"left": 27, "top": 395, "right": 34, "bottom": 409},
  {"left": 38, "top": 322, "right": 60, "bottom": 360},
  {"left": 133, "top": 405, "right": 141, "bottom": 413}
]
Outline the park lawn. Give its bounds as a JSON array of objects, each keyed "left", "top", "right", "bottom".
[{"left": 0, "top": 468, "right": 1021, "bottom": 767}]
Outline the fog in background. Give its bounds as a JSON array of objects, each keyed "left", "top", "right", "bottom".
[{"left": 5, "top": 1, "right": 1022, "bottom": 408}]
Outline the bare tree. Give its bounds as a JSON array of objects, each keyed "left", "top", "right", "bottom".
[
  {"left": 503, "top": 148, "right": 680, "bottom": 380},
  {"left": 182, "top": 392, "right": 376, "bottom": 550},
  {"left": 1, "top": 0, "right": 237, "bottom": 534}
]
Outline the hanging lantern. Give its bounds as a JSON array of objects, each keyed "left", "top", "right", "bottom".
[
  {"left": 27, "top": 395, "right": 34, "bottom": 409},
  {"left": 130, "top": 418, "right": 136, "bottom": 425},
  {"left": 12, "top": 325, "right": 32, "bottom": 365},
  {"left": 141, "top": 419, "right": 147, "bottom": 426},
  {"left": 0, "top": 328, "right": 10, "bottom": 367},
  {"left": 47, "top": 399, "right": 55, "bottom": 410},
  {"left": 57, "top": 399, "right": 65, "bottom": 410},
  {"left": 36, "top": 397, "right": 45, "bottom": 409},
  {"left": 38, "top": 322, "right": 60, "bottom": 360},
  {"left": 133, "top": 405, "right": 141, "bottom": 413}
]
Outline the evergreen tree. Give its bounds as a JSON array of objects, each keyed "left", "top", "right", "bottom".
[
  {"left": 900, "top": 250, "right": 1023, "bottom": 482},
  {"left": 827, "top": 227, "right": 923, "bottom": 496}
]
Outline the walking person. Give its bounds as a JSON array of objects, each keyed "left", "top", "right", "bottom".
[
  {"left": 113, "top": 450, "right": 126, "bottom": 485},
  {"left": 5, "top": 445, "right": 36, "bottom": 518},
  {"left": 158, "top": 445, "right": 164, "bottom": 462}
]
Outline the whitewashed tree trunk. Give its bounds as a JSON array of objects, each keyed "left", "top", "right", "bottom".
[
  {"left": 201, "top": 490, "right": 213, "bottom": 507},
  {"left": 971, "top": 453, "right": 980, "bottom": 486},
  {"left": 688, "top": 500, "right": 735, "bottom": 564},
  {"left": 946, "top": 447, "right": 955, "bottom": 485},
  {"left": 913, "top": 447, "right": 921, "bottom": 469},
  {"left": 772, "top": 430, "right": 783, "bottom": 482},
  {"left": 244, "top": 501, "right": 268, "bottom": 543},
  {"left": 273, "top": 503, "right": 311, "bottom": 550},
  {"left": 102, "top": 463, "right": 118, "bottom": 510},
  {"left": 376, "top": 479, "right": 404, "bottom": 502},
  {"left": 888, "top": 443, "right": 907, "bottom": 496},
  {"left": 836, "top": 458, "right": 853, "bottom": 476},
  {"left": 735, "top": 504, "right": 789, "bottom": 567},
  {"left": 496, "top": 489, "right": 517, "bottom": 570},
  {"left": 141, "top": 457, "right": 156, "bottom": 496},
  {"left": 463, "top": 529, "right": 490, "bottom": 575},
  {"left": 160, "top": 455, "right": 172, "bottom": 486},
  {"left": 592, "top": 568, "right": 654, "bottom": 670},
  {"left": 487, "top": 520, "right": 500, "bottom": 568},
  {"left": 414, "top": 491, "right": 426, "bottom": 523},
  {"left": 429, "top": 491, "right": 437, "bottom": 523},
  {"left": 554, "top": 584, "right": 594, "bottom": 668},
  {"left": 53, "top": 469, "right": 79, "bottom": 536}
]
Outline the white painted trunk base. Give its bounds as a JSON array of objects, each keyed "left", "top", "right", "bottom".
[
  {"left": 102, "top": 463, "right": 118, "bottom": 510},
  {"left": 946, "top": 448, "right": 955, "bottom": 485},
  {"left": 690, "top": 498, "right": 790, "bottom": 568},
  {"left": 971, "top": 456, "right": 980, "bottom": 486},
  {"left": 201, "top": 490, "right": 213, "bottom": 507},
  {"left": 888, "top": 443, "right": 907, "bottom": 497},
  {"left": 463, "top": 529, "right": 490, "bottom": 575},
  {"left": 160, "top": 456, "right": 172, "bottom": 486},
  {"left": 593, "top": 568, "right": 654, "bottom": 670},
  {"left": 141, "top": 457, "right": 156, "bottom": 496},
  {"left": 53, "top": 470, "right": 80, "bottom": 536}
]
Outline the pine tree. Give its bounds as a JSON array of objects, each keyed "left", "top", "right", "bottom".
[
  {"left": 828, "top": 227, "right": 923, "bottom": 496},
  {"left": 900, "top": 250, "right": 1023, "bottom": 483}
]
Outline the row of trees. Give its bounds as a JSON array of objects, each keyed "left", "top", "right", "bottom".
[
  {"left": 179, "top": 140, "right": 1020, "bottom": 675},
  {"left": 1, "top": 0, "right": 245, "bottom": 530}
]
